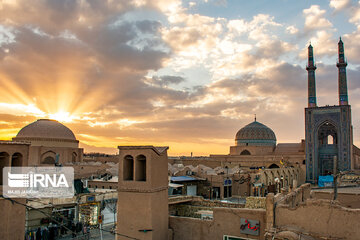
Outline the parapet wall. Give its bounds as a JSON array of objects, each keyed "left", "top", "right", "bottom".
[
  {"left": 169, "top": 207, "right": 266, "bottom": 240},
  {"left": 268, "top": 183, "right": 360, "bottom": 239},
  {"left": 312, "top": 190, "right": 360, "bottom": 208},
  {"left": 275, "top": 199, "right": 360, "bottom": 240}
]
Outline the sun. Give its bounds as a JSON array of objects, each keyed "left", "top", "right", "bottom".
[{"left": 48, "top": 111, "right": 74, "bottom": 123}]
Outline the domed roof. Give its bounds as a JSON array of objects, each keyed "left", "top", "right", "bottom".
[
  {"left": 235, "top": 121, "right": 276, "bottom": 146},
  {"left": 15, "top": 119, "right": 77, "bottom": 141}
]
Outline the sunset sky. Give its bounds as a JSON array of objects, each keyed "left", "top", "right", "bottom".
[{"left": 0, "top": 0, "right": 359, "bottom": 155}]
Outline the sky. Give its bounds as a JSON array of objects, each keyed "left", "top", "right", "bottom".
[{"left": 0, "top": 0, "right": 359, "bottom": 156}]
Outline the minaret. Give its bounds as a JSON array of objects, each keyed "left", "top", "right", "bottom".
[
  {"left": 337, "top": 37, "right": 349, "bottom": 105},
  {"left": 306, "top": 44, "right": 317, "bottom": 107}
]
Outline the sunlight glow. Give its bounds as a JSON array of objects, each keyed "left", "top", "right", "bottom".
[{"left": 49, "top": 111, "right": 74, "bottom": 123}]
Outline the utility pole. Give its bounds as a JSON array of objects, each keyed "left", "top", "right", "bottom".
[{"left": 333, "top": 155, "right": 338, "bottom": 200}]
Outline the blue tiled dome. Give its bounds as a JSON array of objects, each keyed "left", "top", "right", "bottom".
[{"left": 235, "top": 121, "right": 276, "bottom": 146}]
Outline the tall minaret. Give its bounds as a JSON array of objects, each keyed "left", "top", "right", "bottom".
[
  {"left": 337, "top": 37, "right": 349, "bottom": 105},
  {"left": 306, "top": 44, "right": 317, "bottom": 107}
]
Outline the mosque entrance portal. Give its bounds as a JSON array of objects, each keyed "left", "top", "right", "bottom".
[{"left": 317, "top": 121, "right": 338, "bottom": 176}]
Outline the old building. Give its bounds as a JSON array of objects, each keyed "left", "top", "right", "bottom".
[
  {"left": 117, "top": 146, "right": 169, "bottom": 240},
  {"left": 305, "top": 39, "right": 358, "bottom": 183},
  {"left": 12, "top": 119, "right": 83, "bottom": 165},
  {"left": 0, "top": 119, "right": 84, "bottom": 240}
]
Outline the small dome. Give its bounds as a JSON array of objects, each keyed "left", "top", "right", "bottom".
[
  {"left": 235, "top": 121, "right": 276, "bottom": 146},
  {"left": 14, "top": 119, "right": 77, "bottom": 141}
]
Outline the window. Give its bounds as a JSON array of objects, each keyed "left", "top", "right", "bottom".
[
  {"left": 327, "top": 135, "right": 334, "bottom": 145},
  {"left": 11, "top": 153, "right": 23, "bottom": 168},
  {"left": 240, "top": 150, "right": 251, "bottom": 155},
  {"left": 123, "top": 155, "right": 134, "bottom": 180},
  {"left": 135, "top": 155, "right": 146, "bottom": 181},
  {"left": 268, "top": 163, "right": 280, "bottom": 169},
  {"left": 0, "top": 152, "right": 10, "bottom": 185}
]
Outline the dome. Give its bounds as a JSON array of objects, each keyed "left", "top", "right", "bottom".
[
  {"left": 235, "top": 121, "right": 276, "bottom": 147},
  {"left": 14, "top": 119, "right": 77, "bottom": 142}
]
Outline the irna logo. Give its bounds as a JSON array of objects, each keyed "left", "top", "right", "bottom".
[
  {"left": 8, "top": 172, "right": 69, "bottom": 188},
  {"left": 3, "top": 167, "right": 74, "bottom": 198}
]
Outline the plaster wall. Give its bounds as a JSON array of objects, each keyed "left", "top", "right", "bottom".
[
  {"left": 275, "top": 199, "right": 360, "bottom": 239},
  {"left": 0, "top": 189, "right": 26, "bottom": 240},
  {"left": 117, "top": 190, "right": 168, "bottom": 240},
  {"left": 169, "top": 207, "right": 266, "bottom": 240},
  {"left": 229, "top": 145, "right": 274, "bottom": 155},
  {"left": 28, "top": 146, "right": 83, "bottom": 165},
  {"left": 312, "top": 191, "right": 360, "bottom": 208}
]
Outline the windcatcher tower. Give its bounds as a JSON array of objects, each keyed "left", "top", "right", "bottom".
[
  {"left": 306, "top": 44, "right": 317, "bottom": 107},
  {"left": 305, "top": 39, "right": 353, "bottom": 184},
  {"left": 117, "top": 146, "right": 169, "bottom": 240},
  {"left": 337, "top": 38, "right": 349, "bottom": 105}
]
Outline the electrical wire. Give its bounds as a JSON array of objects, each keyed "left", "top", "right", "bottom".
[{"left": 0, "top": 195, "right": 140, "bottom": 240}]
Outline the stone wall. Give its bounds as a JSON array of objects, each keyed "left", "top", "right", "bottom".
[
  {"left": 169, "top": 207, "right": 266, "bottom": 240},
  {"left": 245, "top": 197, "right": 266, "bottom": 209},
  {"left": 169, "top": 205, "right": 213, "bottom": 218},
  {"left": 190, "top": 197, "right": 245, "bottom": 208}
]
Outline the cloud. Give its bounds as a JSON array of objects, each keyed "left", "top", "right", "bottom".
[
  {"left": 303, "top": 5, "right": 333, "bottom": 31},
  {"left": 0, "top": 0, "right": 359, "bottom": 155},
  {"left": 329, "top": 0, "right": 352, "bottom": 10}
]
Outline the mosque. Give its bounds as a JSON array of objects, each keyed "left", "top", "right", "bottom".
[
  {"left": 172, "top": 39, "right": 360, "bottom": 186},
  {"left": 0, "top": 119, "right": 83, "bottom": 184}
]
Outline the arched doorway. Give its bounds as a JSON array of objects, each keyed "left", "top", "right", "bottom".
[
  {"left": 317, "top": 121, "right": 338, "bottom": 176},
  {"left": 41, "top": 151, "right": 56, "bottom": 164},
  {"left": 0, "top": 152, "right": 10, "bottom": 185},
  {"left": 11, "top": 153, "right": 23, "bottom": 167}
]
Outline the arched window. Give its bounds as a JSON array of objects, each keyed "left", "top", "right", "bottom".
[
  {"left": 327, "top": 135, "right": 334, "bottom": 145},
  {"left": 240, "top": 150, "right": 251, "bottom": 155},
  {"left": 268, "top": 163, "right": 280, "bottom": 169},
  {"left": 11, "top": 153, "right": 23, "bottom": 172},
  {"left": 41, "top": 151, "right": 56, "bottom": 165},
  {"left": 123, "top": 155, "right": 134, "bottom": 181},
  {"left": 136, "top": 155, "right": 146, "bottom": 181},
  {"left": 0, "top": 152, "right": 10, "bottom": 185}
]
